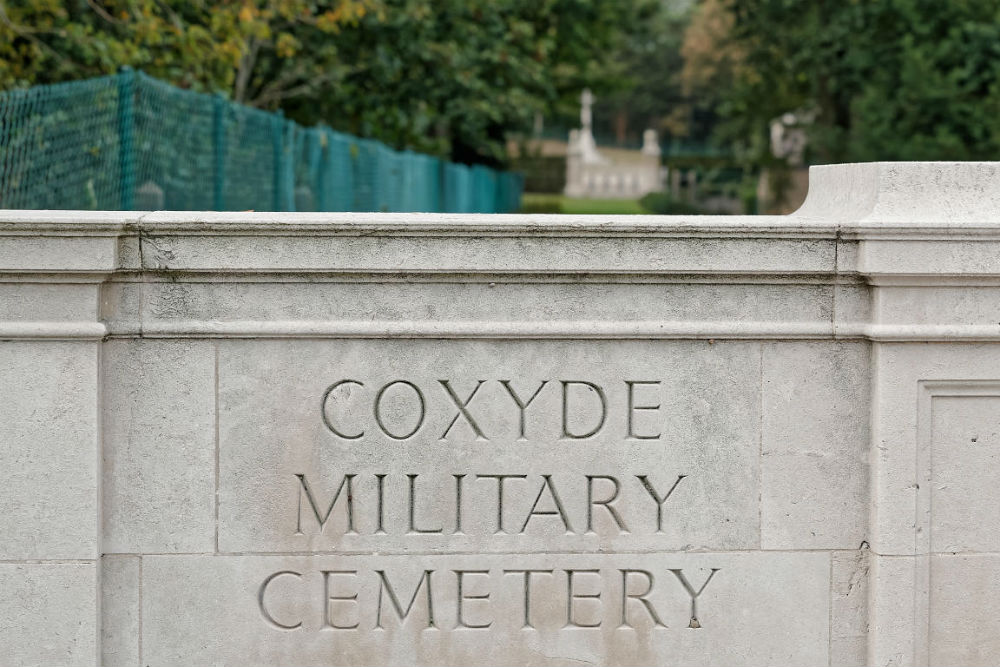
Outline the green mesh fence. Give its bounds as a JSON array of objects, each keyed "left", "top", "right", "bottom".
[{"left": 0, "top": 69, "right": 523, "bottom": 213}]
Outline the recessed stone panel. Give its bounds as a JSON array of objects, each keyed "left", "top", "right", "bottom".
[
  {"left": 761, "top": 342, "right": 869, "bottom": 550},
  {"left": 0, "top": 342, "right": 98, "bottom": 559},
  {"left": 141, "top": 552, "right": 829, "bottom": 667},
  {"left": 930, "top": 395, "right": 1000, "bottom": 552},
  {"left": 930, "top": 555, "right": 1000, "bottom": 666},
  {"left": 102, "top": 339, "right": 216, "bottom": 553},
  {"left": 217, "top": 340, "right": 762, "bottom": 554}
]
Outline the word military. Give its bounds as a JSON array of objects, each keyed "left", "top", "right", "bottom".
[{"left": 294, "top": 472, "right": 686, "bottom": 537}]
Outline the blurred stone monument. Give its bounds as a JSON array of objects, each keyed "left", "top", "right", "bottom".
[
  {"left": 757, "top": 109, "right": 814, "bottom": 213},
  {"left": 564, "top": 89, "right": 664, "bottom": 199}
]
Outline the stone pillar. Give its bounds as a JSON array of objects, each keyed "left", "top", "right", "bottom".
[
  {"left": 563, "top": 129, "right": 584, "bottom": 197},
  {"left": 796, "top": 161, "right": 1000, "bottom": 666},
  {"left": 0, "top": 211, "right": 129, "bottom": 666}
]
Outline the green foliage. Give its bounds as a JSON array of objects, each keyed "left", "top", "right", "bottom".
[
  {"left": 0, "top": 0, "right": 374, "bottom": 105},
  {"left": 593, "top": 0, "right": 697, "bottom": 144},
  {"left": 638, "top": 191, "right": 703, "bottom": 215},
  {"left": 287, "top": 0, "right": 650, "bottom": 165},
  {"left": 560, "top": 196, "right": 649, "bottom": 214},
  {"left": 718, "top": 0, "right": 1000, "bottom": 164},
  {"left": 520, "top": 193, "right": 650, "bottom": 214},
  {"left": 510, "top": 155, "right": 566, "bottom": 194},
  {"left": 0, "top": 0, "right": 643, "bottom": 166},
  {"left": 519, "top": 193, "right": 563, "bottom": 213}
]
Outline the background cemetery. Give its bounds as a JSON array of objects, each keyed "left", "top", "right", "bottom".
[{"left": 5, "top": 1, "right": 1000, "bottom": 215}]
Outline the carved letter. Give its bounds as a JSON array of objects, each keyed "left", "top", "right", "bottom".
[
  {"left": 561, "top": 381, "right": 607, "bottom": 439},
  {"left": 375, "top": 474, "right": 387, "bottom": 534},
  {"left": 565, "top": 569, "right": 602, "bottom": 628},
  {"left": 502, "top": 569, "right": 554, "bottom": 629},
  {"left": 454, "top": 474, "right": 465, "bottom": 535},
  {"left": 619, "top": 569, "right": 665, "bottom": 628},
  {"left": 408, "top": 474, "right": 443, "bottom": 534},
  {"left": 258, "top": 570, "right": 302, "bottom": 630},
  {"left": 374, "top": 380, "right": 426, "bottom": 440},
  {"left": 625, "top": 380, "right": 661, "bottom": 440},
  {"left": 586, "top": 475, "right": 628, "bottom": 534},
  {"left": 454, "top": 570, "right": 492, "bottom": 629},
  {"left": 636, "top": 474, "right": 686, "bottom": 533},
  {"left": 295, "top": 474, "right": 356, "bottom": 535},
  {"left": 375, "top": 570, "right": 436, "bottom": 629},
  {"left": 476, "top": 474, "right": 527, "bottom": 534},
  {"left": 322, "top": 570, "right": 359, "bottom": 630},
  {"left": 669, "top": 568, "right": 720, "bottom": 628},
  {"left": 521, "top": 475, "right": 573, "bottom": 534},
  {"left": 439, "top": 380, "right": 487, "bottom": 440},
  {"left": 321, "top": 380, "right": 365, "bottom": 439},
  {"left": 499, "top": 380, "right": 548, "bottom": 440}
]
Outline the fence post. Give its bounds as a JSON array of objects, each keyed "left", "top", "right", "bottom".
[
  {"left": 117, "top": 67, "right": 136, "bottom": 210},
  {"left": 272, "top": 110, "right": 285, "bottom": 211},
  {"left": 285, "top": 122, "right": 297, "bottom": 212},
  {"left": 316, "top": 126, "right": 329, "bottom": 212},
  {"left": 438, "top": 159, "right": 447, "bottom": 213},
  {"left": 213, "top": 94, "right": 226, "bottom": 210}
]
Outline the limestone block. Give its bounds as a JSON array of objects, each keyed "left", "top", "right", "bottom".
[
  {"left": 871, "top": 344, "right": 1000, "bottom": 555},
  {"left": 0, "top": 563, "right": 97, "bottom": 667},
  {"left": 830, "top": 550, "right": 869, "bottom": 667},
  {"left": 929, "top": 554, "right": 1000, "bottom": 666},
  {"left": 867, "top": 555, "right": 918, "bottom": 667},
  {"left": 0, "top": 282, "right": 98, "bottom": 322},
  {"left": 875, "top": 285, "right": 1000, "bottom": 329},
  {"left": 140, "top": 551, "right": 829, "bottom": 667},
  {"left": 133, "top": 280, "right": 835, "bottom": 333},
  {"left": 102, "top": 339, "right": 216, "bottom": 553},
  {"left": 216, "top": 340, "right": 762, "bottom": 554},
  {"left": 761, "top": 342, "right": 869, "bottom": 549},
  {"left": 101, "top": 555, "right": 140, "bottom": 667},
  {"left": 136, "top": 211, "right": 836, "bottom": 276},
  {"left": 0, "top": 342, "right": 98, "bottom": 559},
  {"left": 929, "top": 395, "right": 1000, "bottom": 551},
  {"left": 833, "top": 282, "right": 870, "bottom": 333}
]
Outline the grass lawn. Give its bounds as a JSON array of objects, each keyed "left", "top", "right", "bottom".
[{"left": 519, "top": 193, "right": 648, "bottom": 215}]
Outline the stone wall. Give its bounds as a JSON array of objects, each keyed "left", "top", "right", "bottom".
[
  {"left": 2, "top": 162, "right": 1000, "bottom": 666},
  {"left": 564, "top": 154, "right": 663, "bottom": 198}
]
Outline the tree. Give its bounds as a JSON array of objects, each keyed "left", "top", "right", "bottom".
[
  {"left": 592, "top": 0, "right": 694, "bottom": 146},
  {"left": 0, "top": 0, "right": 376, "bottom": 105},
  {"left": 1, "top": 0, "right": 642, "bottom": 166},
  {"left": 698, "top": 0, "right": 1000, "bottom": 165},
  {"left": 287, "top": 0, "right": 651, "bottom": 165}
]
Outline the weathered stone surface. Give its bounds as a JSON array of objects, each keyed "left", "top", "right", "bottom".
[
  {"left": 929, "top": 554, "right": 1000, "bottom": 666},
  {"left": 102, "top": 339, "right": 216, "bottom": 553},
  {"left": 141, "top": 552, "right": 829, "bottom": 667},
  {"left": 0, "top": 342, "right": 99, "bottom": 560},
  {"left": 217, "top": 339, "right": 762, "bottom": 554},
  {"left": 831, "top": 549, "right": 870, "bottom": 667},
  {"left": 0, "top": 563, "right": 97, "bottom": 667},
  {"left": 101, "top": 556, "right": 140, "bottom": 667},
  {"left": 131, "top": 281, "right": 837, "bottom": 331},
  {"left": 929, "top": 395, "right": 1000, "bottom": 552},
  {"left": 7, "top": 163, "right": 1000, "bottom": 666},
  {"left": 761, "top": 342, "right": 869, "bottom": 550}
]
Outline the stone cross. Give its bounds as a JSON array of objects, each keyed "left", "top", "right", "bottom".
[{"left": 580, "top": 88, "right": 594, "bottom": 131}]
